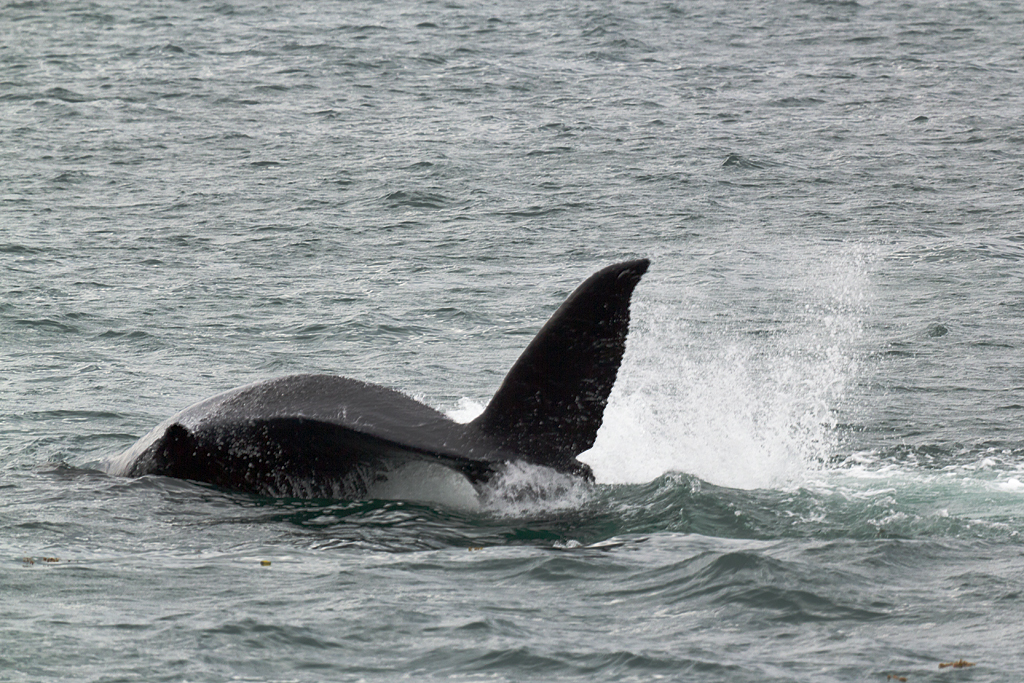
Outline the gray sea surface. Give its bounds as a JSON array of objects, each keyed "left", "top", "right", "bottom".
[{"left": 2, "top": 0, "right": 1024, "bottom": 681}]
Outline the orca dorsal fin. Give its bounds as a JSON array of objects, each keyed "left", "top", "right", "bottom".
[{"left": 470, "top": 259, "right": 649, "bottom": 474}]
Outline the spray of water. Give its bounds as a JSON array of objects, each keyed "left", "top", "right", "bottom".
[{"left": 583, "top": 248, "right": 872, "bottom": 490}]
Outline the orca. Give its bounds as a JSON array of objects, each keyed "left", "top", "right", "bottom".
[{"left": 106, "top": 259, "right": 650, "bottom": 499}]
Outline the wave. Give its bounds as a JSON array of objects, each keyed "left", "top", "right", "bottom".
[{"left": 48, "top": 461, "right": 1020, "bottom": 554}]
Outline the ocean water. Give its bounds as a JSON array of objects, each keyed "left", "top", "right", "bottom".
[{"left": 2, "top": 0, "right": 1023, "bottom": 681}]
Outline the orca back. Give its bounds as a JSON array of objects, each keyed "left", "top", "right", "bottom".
[{"left": 110, "top": 259, "right": 651, "bottom": 496}]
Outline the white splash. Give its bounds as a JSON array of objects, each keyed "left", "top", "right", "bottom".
[
  {"left": 583, "top": 247, "right": 872, "bottom": 490},
  {"left": 476, "top": 461, "right": 593, "bottom": 517},
  {"left": 447, "top": 397, "right": 485, "bottom": 424}
]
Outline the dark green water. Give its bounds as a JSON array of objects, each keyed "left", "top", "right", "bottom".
[{"left": 3, "top": 0, "right": 1023, "bottom": 680}]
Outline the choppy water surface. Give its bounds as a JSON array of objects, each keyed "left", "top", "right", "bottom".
[{"left": 3, "top": 0, "right": 1023, "bottom": 681}]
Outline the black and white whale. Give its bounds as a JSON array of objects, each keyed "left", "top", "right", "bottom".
[{"left": 106, "top": 259, "right": 650, "bottom": 499}]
